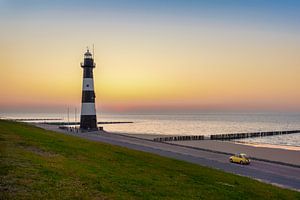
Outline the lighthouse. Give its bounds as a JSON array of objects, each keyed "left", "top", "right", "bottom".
[{"left": 80, "top": 49, "right": 97, "bottom": 131}]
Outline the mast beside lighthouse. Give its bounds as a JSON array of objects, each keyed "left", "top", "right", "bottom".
[{"left": 80, "top": 49, "right": 97, "bottom": 131}]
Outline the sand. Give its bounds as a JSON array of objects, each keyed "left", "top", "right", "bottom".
[{"left": 168, "top": 140, "right": 300, "bottom": 166}]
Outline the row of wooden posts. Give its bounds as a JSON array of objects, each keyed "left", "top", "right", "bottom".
[
  {"left": 153, "top": 130, "right": 300, "bottom": 142},
  {"left": 153, "top": 135, "right": 205, "bottom": 142},
  {"left": 210, "top": 130, "right": 300, "bottom": 140}
]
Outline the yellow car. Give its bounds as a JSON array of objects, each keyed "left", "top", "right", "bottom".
[{"left": 229, "top": 153, "right": 250, "bottom": 165}]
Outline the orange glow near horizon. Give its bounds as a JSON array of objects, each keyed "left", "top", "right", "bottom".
[{"left": 1, "top": 35, "right": 300, "bottom": 113}]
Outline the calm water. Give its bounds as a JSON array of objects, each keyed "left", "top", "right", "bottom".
[{"left": 2, "top": 112, "right": 300, "bottom": 148}]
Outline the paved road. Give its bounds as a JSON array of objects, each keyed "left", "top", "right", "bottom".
[{"left": 36, "top": 124, "right": 300, "bottom": 191}]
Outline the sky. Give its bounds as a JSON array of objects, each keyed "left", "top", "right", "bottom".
[{"left": 0, "top": 0, "right": 300, "bottom": 114}]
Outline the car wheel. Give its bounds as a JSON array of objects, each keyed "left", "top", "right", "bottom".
[{"left": 240, "top": 161, "right": 243, "bottom": 165}]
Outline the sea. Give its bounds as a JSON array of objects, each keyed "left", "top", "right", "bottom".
[{"left": 2, "top": 112, "right": 300, "bottom": 150}]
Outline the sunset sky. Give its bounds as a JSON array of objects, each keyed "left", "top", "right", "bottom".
[{"left": 0, "top": 0, "right": 300, "bottom": 113}]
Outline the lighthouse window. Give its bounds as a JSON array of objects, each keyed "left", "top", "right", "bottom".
[{"left": 86, "top": 84, "right": 89, "bottom": 87}]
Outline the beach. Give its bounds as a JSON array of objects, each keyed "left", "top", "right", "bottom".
[{"left": 168, "top": 140, "right": 300, "bottom": 166}]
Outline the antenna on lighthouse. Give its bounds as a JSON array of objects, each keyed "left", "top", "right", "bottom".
[{"left": 92, "top": 44, "right": 95, "bottom": 59}]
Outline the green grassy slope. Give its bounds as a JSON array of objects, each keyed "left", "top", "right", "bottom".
[{"left": 0, "top": 120, "right": 299, "bottom": 199}]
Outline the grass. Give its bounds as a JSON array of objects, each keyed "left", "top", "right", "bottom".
[{"left": 0, "top": 120, "right": 299, "bottom": 200}]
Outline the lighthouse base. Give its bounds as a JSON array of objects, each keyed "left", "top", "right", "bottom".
[{"left": 80, "top": 115, "right": 97, "bottom": 131}]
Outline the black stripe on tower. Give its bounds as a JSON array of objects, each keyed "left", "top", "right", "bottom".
[
  {"left": 82, "top": 91, "right": 96, "bottom": 102},
  {"left": 83, "top": 67, "right": 94, "bottom": 78},
  {"left": 80, "top": 115, "right": 97, "bottom": 130}
]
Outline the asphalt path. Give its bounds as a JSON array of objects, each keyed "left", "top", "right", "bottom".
[{"left": 36, "top": 124, "right": 300, "bottom": 191}]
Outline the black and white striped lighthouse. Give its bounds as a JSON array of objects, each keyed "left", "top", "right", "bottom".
[{"left": 80, "top": 49, "right": 97, "bottom": 130}]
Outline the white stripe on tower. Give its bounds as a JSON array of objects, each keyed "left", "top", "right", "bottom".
[
  {"left": 81, "top": 102, "right": 96, "bottom": 115},
  {"left": 82, "top": 78, "right": 94, "bottom": 91}
]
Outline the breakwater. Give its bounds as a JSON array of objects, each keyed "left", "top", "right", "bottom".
[
  {"left": 210, "top": 130, "right": 300, "bottom": 140},
  {"left": 13, "top": 118, "right": 63, "bottom": 121},
  {"left": 44, "top": 121, "right": 133, "bottom": 125},
  {"left": 154, "top": 135, "right": 205, "bottom": 142},
  {"left": 153, "top": 130, "right": 300, "bottom": 142}
]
